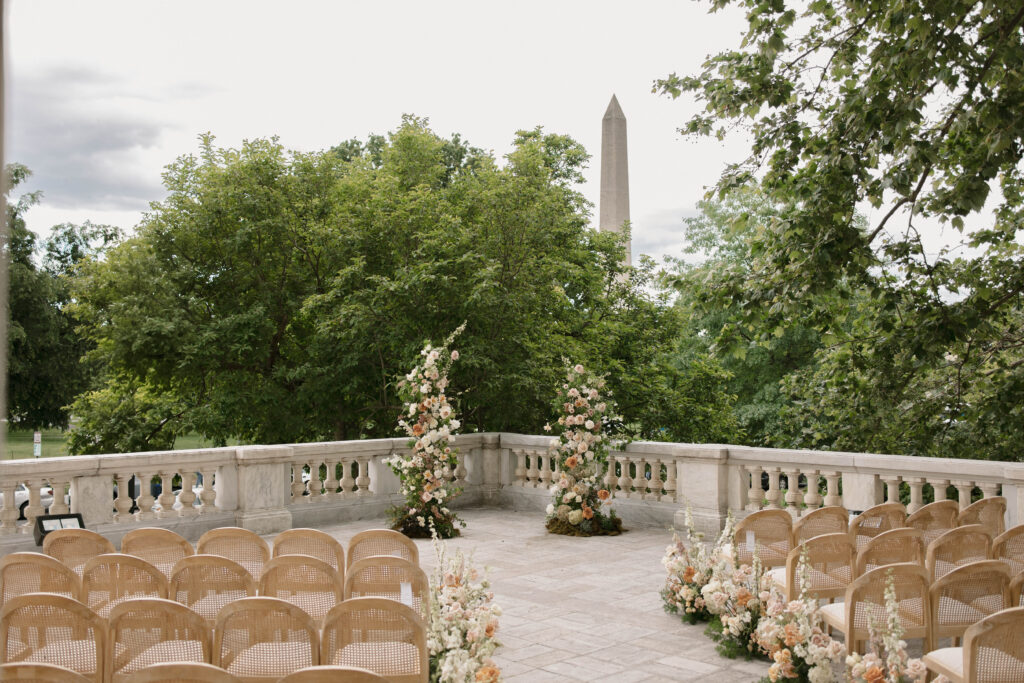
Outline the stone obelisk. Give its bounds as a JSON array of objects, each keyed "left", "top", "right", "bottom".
[{"left": 599, "top": 94, "right": 631, "bottom": 265}]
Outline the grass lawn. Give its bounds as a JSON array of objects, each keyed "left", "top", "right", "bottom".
[{"left": 4, "top": 429, "right": 239, "bottom": 460}]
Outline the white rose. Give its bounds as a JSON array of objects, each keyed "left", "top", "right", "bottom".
[
  {"left": 546, "top": 504, "right": 555, "bottom": 514},
  {"left": 574, "top": 364, "right": 584, "bottom": 374}
]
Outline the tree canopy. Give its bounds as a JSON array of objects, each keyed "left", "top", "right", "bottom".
[
  {"left": 658, "top": 0, "right": 1024, "bottom": 459},
  {"left": 68, "top": 119, "right": 740, "bottom": 453},
  {"left": 5, "top": 164, "right": 121, "bottom": 430}
]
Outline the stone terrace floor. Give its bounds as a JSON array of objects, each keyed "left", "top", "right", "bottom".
[{"left": 306, "top": 507, "right": 771, "bottom": 683}]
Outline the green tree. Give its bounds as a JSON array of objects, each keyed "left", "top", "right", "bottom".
[
  {"left": 5, "top": 164, "right": 117, "bottom": 429},
  {"left": 70, "top": 119, "right": 740, "bottom": 452},
  {"left": 665, "top": 185, "right": 820, "bottom": 445},
  {"left": 657, "top": 0, "right": 1024, "bottom": 459}
]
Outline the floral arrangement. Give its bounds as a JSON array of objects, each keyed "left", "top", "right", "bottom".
[
  {"left": 754, "top": 556, "right": 845, "bottom": 682},
  {"left": 428, "top": 536, "right": 502, "bottom": 683},
  {"left": 661, "top": 506, "right": 732, "bottom": 623},
  {"left": 846, "top": 573, "right": 927, "bottom": 683},
  {"left": 387, "top": 325, "right": 465, "bottom": 538},
  {"left": 702, "top": 551, "right": 773, "bottom": 659},
  {"left": 543, "top": 361, "right": 624, "bottom": 536}
]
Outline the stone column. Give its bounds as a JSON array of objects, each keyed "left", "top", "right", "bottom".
[
  {"left": 233, "top": 446, "right": 293, "bottom": 535},
  {"left": 671, "top": 447, "right": 730, "bottom": 537},
  {"left": 71, "top": 474, "right": 114, "bottom": 528},
  {"left": 478, "top": 433, "right": 502, "bottom": 505}
]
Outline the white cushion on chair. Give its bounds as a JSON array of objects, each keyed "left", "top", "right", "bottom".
[
  {"left": 819, "top": 602, "right": 845, "bottom": 630},
  {"left": 922, "top": 647, "right": 963, "bottom": 681}
]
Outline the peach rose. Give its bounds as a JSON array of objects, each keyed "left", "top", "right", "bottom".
[
  {"left": 475, "top": 665, "right": 500, "bottom": 683},
  {"left": 582, "top": 505, "right": 594, "bottom": 519},
  {"left": 565, "top": 455, "right": 579, "bottom": 469},
  {"left": 682, "top": 566, "right": 696, "bottom": 583},
  {"left": 597, "top": 489, "right": 611, "bottom": 501},
  {"left": 864, "top": 666, "right": 886, "bottom": 683},
  {"left": 735, "top": 587, "right": 753, "bottom": 608}
]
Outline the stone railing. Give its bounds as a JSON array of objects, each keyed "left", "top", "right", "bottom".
[{"left": 3, "top": 434, "right": 1023, "bottom": 554}]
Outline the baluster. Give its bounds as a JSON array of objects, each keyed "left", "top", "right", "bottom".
[
  {"left": 198, "top": 468, "right": 217, "bottom": 513},
  {"left": 765, "top": 468, "right": 782, "bottom": 509},
  {"left": 156, "top": 472, "right": 177, "bottom": 519},
  {"left": 178, "top": 472, "right": 198, "bottom": 517},
  {"left": 823, "top": 472, "right": 843, "bottom": 507},
  {"left": 308, "top": 462, "right": 324, "bottom": 501},
  {"left": 113, "top": 472, "right": 133, "bottom": 521},
  {"left": 0, "top": 481, "right": 17, "bottom": 534},
  {"left": 662, "top": 458, "right": 676, "bottom": 503},
  {"left": 539, "top": 453, "right": 552, "bottom": 489},
  {"left": 291, "top": 463, "right": 308, "bottom": 503},
  {"left": 47, "top": 478, "right": 70, "bottom": 516},
  {"left": 907, "top": 478, "right": 925, "bottom": 513},
  {"left": 135, "top": 472, "right": 157, "bottom": 521},
  {"left": 803, "top": 470, "right": 822, "bottom": 511},
  {"left": 617, "top": 456, "right": 633, "bottom": 498},
  {"left": 324, "top": 459, "right": 340, "bottom": 499},
  {"left": 650, "top": 460, "right": 665, "bottom": 501},
  {"left": 637, "top": 459, "right": 650, "bottom": 500},
  {"left": 881, "top": 476, "right": 900, "bottom": 505},
  {"left": 979, "top": 483, "right": 999, "bottom": 499},
  {"left": 931, "top": 478, "right": 949, "bottom": 501},
  {"left": 22, "top": 479, "right": 45, "bottom": 533},
  {"left": 953, "top": 480, "right": 973, "bottom": 509},
  {"left": 514, "top": 450, "right": 527, "bottom": 487},
  {"left": 455, "top": 452, "right": 467, "bottom": 487},
  {"left": 340, "top": 459, "right": 355, "bottom": 496},
  {"left": 356, "top": 458, "right": 370, "bottom": 496},
  {"left": 783, "top": 467, "right": 802, "bottom": 516},
  {"left": 746, "top": 465, "right": 763, "bottom": 511},
  {"left": 526, "top": 453, "right": 539, "bottom": 488},
  {"left": 603, "top": 457, "right": 618, "bottom": 493}
]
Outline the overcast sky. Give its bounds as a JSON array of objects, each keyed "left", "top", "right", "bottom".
[{"left": 5, "top": 0, "right": 763, "bottom": 263}]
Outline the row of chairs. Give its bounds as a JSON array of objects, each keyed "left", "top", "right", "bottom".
[
  {"left": 1, "top": 593, "right": 425, "bottom": 682},
  {"left": 39, "top": 526, "right": 418, "bottom": 581},
  {"left": 1, "top": 550, "right": 428, "bottom": 627},
  {"left": 732, "top": 498, "right": 1016, "bottom": 571},
  {"left": 767, "top": 523, "right": 1024, "bottom": 601},
  {"left": 1, "top": 662, "right": 386, "bottom": 683}
]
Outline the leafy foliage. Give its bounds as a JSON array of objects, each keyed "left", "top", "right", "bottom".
[
  {"left": 5, "top": 164, "right": 121, "bottom": 430},
  {"left": 69, "top": 119, "right": 739, "bottom": 451},
  {"left": 658, "top": 0, "right": 1024, "bottom": 459}
]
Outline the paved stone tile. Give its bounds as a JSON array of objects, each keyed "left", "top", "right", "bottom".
[{"left": 315, "top": 507, "right": 771, "bottom": 682}]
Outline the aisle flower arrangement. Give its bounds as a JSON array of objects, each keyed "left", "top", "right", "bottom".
[
  {"left": 387, "top": 325, "right": 465, "bottom": 538},
  {"left": 543, "top": 361, "right": 624, "bottom": 536},
  {"left": 661, "top": 506, "right": 732, "bottom": 624},
  {"left": 702, "top": 552, "right": 772, "bottom": 659},
  {"left": 428, "top": 537, "right": 502, "bottom": 683},
  {"left": 753, "top": 556, "right": 845, "bottom": 682},
  {"left": 846, "top": 574, "right": 927, "bottom": 683}
]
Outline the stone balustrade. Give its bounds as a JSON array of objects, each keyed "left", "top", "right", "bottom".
[{"left": 3, "top": 434, "right": 1024, "bottom": 555}]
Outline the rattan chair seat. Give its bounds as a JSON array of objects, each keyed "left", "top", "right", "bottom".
[
  {"left": 273, "top": 529, "right": 345, "bottom": 573},
  {"left": 0, "top": 553, "right": 81, "bottom": 605},
  {"left": 0, "top": 662, "right": 93, "bottom": 681},
  {"left": 169, "top": 555, "right": 257, "bottom": 627},
  {"left": 120, "top": 528, "right": 195, "bottom": 580},
  {"left": 278, "top": 665, "right": 386, "bottom": 682},
  {"left": 322, "top": 597, "right": 427, "bottom": 683},
  {"left": 128, "top": 662, "right": 242, "bottom": 682},
  {"left": 197, "top": 528, "right": 270, "bottom": 581},
  {"left": 42, "top": 529, "right": 116, "bottom": 578},
  {"left": 0, "top": 594, "right": 105, "bottom": 682},
  {"left": 258, "top": 555, "right": 343, "bottom": 626},
  {"left": 347, "top": 530, "right": 419, "bottom": 568},
  {"left": 214, "top": 597, "right": 318, "bottom": 682}
]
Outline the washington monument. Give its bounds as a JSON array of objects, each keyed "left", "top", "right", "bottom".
[{"left": 599, "top": 94, "right": 630, "bottom": 265}]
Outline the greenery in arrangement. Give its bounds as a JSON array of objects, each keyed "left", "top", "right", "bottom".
[
  {"left": 543, "top": 362, "right": 623, "bottom": 536},
  {"left": 386, "top": 328, "right": 465, "bottom": 539},
  {"left": 657, "top": 0, "right": 1024, "bottom": 461},
  {"left": 51, "top": 117, "right": 740, "bottom": 453}
]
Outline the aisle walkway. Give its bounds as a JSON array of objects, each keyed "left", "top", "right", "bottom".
[{"left": 314, "top": 507, "right": 770, "bottom": 682}]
